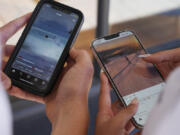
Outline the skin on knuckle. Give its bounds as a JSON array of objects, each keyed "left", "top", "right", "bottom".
[
  {"left": 80, "top": 50, "right": 91, "bottom": 60},
  {"left": 103, "top": 76, "right": 109, "bottom": 85},
  {"left": 81, "top": 50, "right": 88, "bottom": 55},
  {"left": 127, "top": 104, "right": 136, "bottom": 114},
  {"left": 78, "top": 50, "right": 87, "bottom": 58},
  {"left": 81, "top": 64, "right": 93, "bottom": 78},
  {"left": 79, "top": 50, "right": 94, "bottom": 75},
  {"left": 120, "top": 105, "right": 135, "bottom": 117},
  {"left": 88, "top": 62, "right": 94, "bottom": 73},
  {"left": 85, "top": 61, "right": 94, "bottom": 76},
  {"left": 10, "top": 19, "right": 19, "bottom": 28}
]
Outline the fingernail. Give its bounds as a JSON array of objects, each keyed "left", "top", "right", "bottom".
[
  {"left": 130, "top": 98, "right": 139, "bottom": 105},
  {"left": 138, "top": 54, "right": 151, "bottom": 58},
  {"left": 100, "top": 69, "right": 104, "bottom": 73}
]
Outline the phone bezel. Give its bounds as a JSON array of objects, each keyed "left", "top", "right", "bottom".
[
  {"left": 4, "top": 0, "right": 84, "bottom": 96},
  {"left": 91, "top": 31, "right": 164, "bottom": 128}
]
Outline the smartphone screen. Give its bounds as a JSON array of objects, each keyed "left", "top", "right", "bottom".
[
  {"left": 9, "top": 3, "right": 80, "bottom": 91},
  {"left": 92, "top": 31, "right": 164, "bottom": 126}
]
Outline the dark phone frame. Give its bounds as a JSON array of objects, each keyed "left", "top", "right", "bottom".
[
  {"left": 91, "top": 31, "right": 164, "bottom": 129},
  {"left": 4, "top": 0, "right": 84, "bottom": 96}
]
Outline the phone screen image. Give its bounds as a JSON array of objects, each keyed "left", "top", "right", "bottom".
[
  {"left": 10, "top": 3, "right": 79, "bottom": 90},
  {"left": 93, "top": 32, "right": 164, "bottom": 126}
]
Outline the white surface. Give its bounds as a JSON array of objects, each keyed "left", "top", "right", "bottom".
[
  {"left": 143, "top": 67, "right": 180, "bottom": 135},
  {"left": 0, "top": 0, "right": 180, "bottom": 44},
  {"left": 0, "top": 86, "right": 13, "bottom": 135},
  {"left": 60, "top": 0, "right": 180, "bottom": 29},
  {"left": 124, "top": 83, "right": 165, "bottom": 126},
  {"left": 109, "top": 0, "right": 180, "bottom": 24}
]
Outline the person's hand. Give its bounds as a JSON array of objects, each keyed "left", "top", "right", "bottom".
[
  {"left": 140, "top": 48, "right": 180, "bottom": 79},
  {"left": 1, "top": 13, "right": 94, "bottom": 135},
  {"left": 95, "top": 72, "right": 139, "bottom": 135},
  {"left": 0, "top": 13, "right": 46, "bottom": 103},
  {"left": 45, "top": 48, "right": 93, "bottom": 122},
  {"left": 45, "top": 49, "right": 94, "bottom": 135}
]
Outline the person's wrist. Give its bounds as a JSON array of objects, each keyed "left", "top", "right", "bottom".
[
  {"left": 56, "top": 86, "right": 89, "bottom": 104},
  {"left": 58, "top": 95, "right": 88, "bottom": 107},
  {"left": 46, "top": 93, "right": 88, "bottom": 125},
  {"left": 51, "top": 98, "right": 89, "bottom": 134}
]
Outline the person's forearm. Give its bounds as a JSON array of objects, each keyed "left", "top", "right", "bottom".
[{"left": 51, "top": 99, "right": 89, "bottom": 135}]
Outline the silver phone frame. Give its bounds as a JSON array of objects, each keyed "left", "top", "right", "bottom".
[{"left": 91, "top": 31, "right": 164, "bottom": 129}]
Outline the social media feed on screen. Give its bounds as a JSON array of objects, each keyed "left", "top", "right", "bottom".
[
  {"left": 94, "top": 33, "right": 165, "bottom": 126},
  {"left": 11, "top": 4, "right": 79, "bottom": 90}
]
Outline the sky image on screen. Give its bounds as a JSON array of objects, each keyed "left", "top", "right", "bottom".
[{"left": 12, "top": 3, "right": 78, "bottom": 81}]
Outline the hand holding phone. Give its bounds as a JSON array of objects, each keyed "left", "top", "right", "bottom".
[
  {"left": 0, "top": 13, "right": 45, "bottom": 103},
  {"left": 142, "top": 48, "right": 180, "bottom": 79},
  {"left": 4, "top": 0, "right": 84, "bottom": 96},
  {"left": 95, "top": 72, "right": 139, "bottom": 135},
  {"left": 45, "top": 48, "right": 93, "bottom": 126},
  {"left": 1, "top": 16, "right": 94, "bottom": 127},
  {"left": 1, "top": 2, "right": 93, "bottom": 134},
  {"left": 91, "top": 31, "right": 165, "bottom": 128},
  {"left": 1, "top": 16, "right": 94, "bottom": 128}
]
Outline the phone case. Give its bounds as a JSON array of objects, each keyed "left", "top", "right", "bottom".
[{"left": 4, "top": 0, "right": 84, "bottom": 96}]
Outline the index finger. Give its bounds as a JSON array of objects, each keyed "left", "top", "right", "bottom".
[
  {"left": 142, "top": 48, "right": 180, "bottom": 64},
  {"left": 0, "top": 13, "right": 31, "bottom": 44},
  {"left": 96, "top": 72, "right": 112, "bottom": 124}
]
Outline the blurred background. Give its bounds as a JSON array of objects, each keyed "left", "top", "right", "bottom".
[{"left": 1, "top": 0, "right": 180, "bottom": 135}]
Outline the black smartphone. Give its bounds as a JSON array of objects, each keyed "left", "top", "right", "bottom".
[
  {"left": 4, "top": 0, "right": 84, "bottom": 96},
  {"left": 91, "top": 31, "right": 165, "bottom": 128}
]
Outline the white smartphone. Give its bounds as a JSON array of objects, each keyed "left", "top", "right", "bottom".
[{"left": 91, "top": 31, "right": 165, "bottom": 128}]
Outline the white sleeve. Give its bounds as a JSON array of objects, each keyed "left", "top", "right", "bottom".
[
  {"left": 0, "top": 85, "right": 13, "bottom": 135},
  {"left": 143, "top": 67, "right": 180, "bottom": 135}
]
